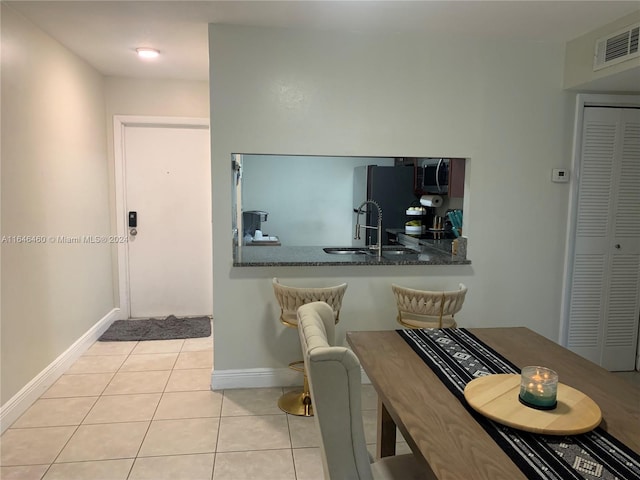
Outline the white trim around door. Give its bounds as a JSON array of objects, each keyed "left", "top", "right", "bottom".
[
  {"left": 113, "top": 116, "right": 210, "bottom": 318},
  {"left": 559, "top": 94, "right": 640, "bottom": 370}
]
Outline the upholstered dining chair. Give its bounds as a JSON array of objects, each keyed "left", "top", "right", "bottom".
[
  {"left": 392, "top": 283, "right": 467, "bottom": 329},
  {"left": 298, "top": 302, "right": 424, "bottom": 480},
  {"left": 272, "top": 278, "right": 348, "bottom": 416}
]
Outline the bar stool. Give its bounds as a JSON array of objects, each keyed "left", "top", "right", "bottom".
[
  {"left": 272, "top": 277, "right": 347, "bottom": 416},
  {"left": 392, "top": 283, "right": 467, "bottom": 329}
]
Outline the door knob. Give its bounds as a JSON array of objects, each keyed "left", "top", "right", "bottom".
[
  {"left": 130, "top": 228, "right": 138, "bottom": 236},
  {"left": 614, "top": 244, "right": 621, "bottom": 249}
]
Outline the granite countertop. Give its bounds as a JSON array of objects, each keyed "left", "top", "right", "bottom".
[
  {"left": 233, "top": 244, "right": 470, "bottom": 267},
  {"left": 386, "top": 228, "right": 460, "bottom": 257}
]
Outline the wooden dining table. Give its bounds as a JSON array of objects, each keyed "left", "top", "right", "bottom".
[{"left": 346, "top": 327, "right": 640, "bottom": 480}]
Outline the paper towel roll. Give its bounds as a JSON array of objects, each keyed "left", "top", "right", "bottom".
[{"left": 420, "top": 195, "right": 443, "bottom": 208}]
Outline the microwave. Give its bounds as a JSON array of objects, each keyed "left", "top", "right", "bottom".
[{"left": 420, "top": 158, "right": 449, "bottom": 194}]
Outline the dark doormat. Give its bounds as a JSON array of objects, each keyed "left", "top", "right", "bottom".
[{"left": 99, "top": 315, "right": 211, "bottom": 341}]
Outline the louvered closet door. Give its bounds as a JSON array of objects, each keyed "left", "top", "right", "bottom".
[{"left": 568, "top": 107, "right": 640, "bottom": 370}]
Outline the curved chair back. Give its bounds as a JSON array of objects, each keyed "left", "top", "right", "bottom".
[
  {"left": 273, "top": 278, "right": 348, "bottom": 327},
  {"left": 392, "top": 283, "right": 467, "bottom": 328},
  {"left": 298, "top": 302, "right": 373, "bottom": 480}
]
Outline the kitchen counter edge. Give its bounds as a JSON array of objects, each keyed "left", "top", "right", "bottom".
[{"left": 233, "top": 245, "right": 471, "bottom": 267}]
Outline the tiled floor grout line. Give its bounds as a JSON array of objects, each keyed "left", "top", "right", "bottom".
[
  {"left": 211, "top": 388, "right": 227, "bottom": 479},
  {"left": 212, "top": 447, "right": 301, "bottom": 453},
  {"left": 39, "top": 365, "right": 120, "bottom": 473},
  {"left": 284, "top": 408, "right": 299, "bottom": 480},
  {"left": 43, "top": 339, "right": 138, "bottom": 477},
  {"left": 126, "top": 411, "right": 159, "bottom": 477},
  {"left": 124, "top": 342, "right": 184, "bottom": 480},
  {"left": 41, "top": 421, "right": 82, "bottom": 477}
]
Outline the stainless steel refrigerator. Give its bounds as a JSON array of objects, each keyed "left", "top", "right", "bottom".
[{"left": 353, "top": 165, "right": 417, "bottom": 246}]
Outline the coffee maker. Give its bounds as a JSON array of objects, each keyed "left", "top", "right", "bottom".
[{"left": 242, "top": 210, "right": 269, "bottom": 237}]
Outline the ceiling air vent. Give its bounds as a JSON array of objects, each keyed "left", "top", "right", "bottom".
[{"left": 594, "top": 23, "right": 640, "bottom": 71}]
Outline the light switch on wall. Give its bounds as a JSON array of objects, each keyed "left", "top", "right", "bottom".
[{"left": 552, "top": 168, "right": 569, "bottom": 183}]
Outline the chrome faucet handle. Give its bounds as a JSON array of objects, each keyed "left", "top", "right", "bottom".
[{"left": 354, "top": 200, "right": 383, "bottom": 259}]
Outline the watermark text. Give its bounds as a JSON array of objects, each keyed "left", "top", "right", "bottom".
[{"left": 2, "top": 235, "right": 129, "bottom": 245}]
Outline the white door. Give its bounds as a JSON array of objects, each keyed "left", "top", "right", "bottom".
[
  {"left": 124, "top": 124, "right": 212, "bottom": 318},
  {"left": 567, "top": 107, "right": 640, "bottom": 370}
]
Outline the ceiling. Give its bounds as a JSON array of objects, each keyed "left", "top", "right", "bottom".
[{"left": 6, "top": 0, "right": 640, "bottom": 82}]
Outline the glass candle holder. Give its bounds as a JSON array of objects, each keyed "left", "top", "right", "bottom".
[{"left": 518, "top": 366, "right": 558, "bottom": 410}]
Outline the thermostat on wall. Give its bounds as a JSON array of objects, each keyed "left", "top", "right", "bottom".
[{"left": 552, "top": 168, "right": 569, "bottom": 183}]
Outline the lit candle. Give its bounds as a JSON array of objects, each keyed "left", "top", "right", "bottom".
[{"left": 518, "top": 366, "right": 558, "bottom": 410}]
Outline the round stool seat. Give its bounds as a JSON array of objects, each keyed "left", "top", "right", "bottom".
[{"left": 392, "top": 283, "right": 466, "bottom": 329}]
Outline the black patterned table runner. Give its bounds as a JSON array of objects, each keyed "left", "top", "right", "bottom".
[{"left": 397, "top": 328, "right": 640, "bottom": 480}]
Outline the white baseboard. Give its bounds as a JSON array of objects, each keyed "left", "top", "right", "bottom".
[
  {"left": 211, "top": 367, "right": 299, "bottom": 390},
  {"left": 0, "top": 308, "right": 121, "bottom": 433},
  {"left": 211, "top": 366, "right": 371, "bottom": 390}
]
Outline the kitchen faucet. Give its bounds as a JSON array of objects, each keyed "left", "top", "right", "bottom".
[{"left": 354, "top": 200, "right": 383, "bottom": 260}]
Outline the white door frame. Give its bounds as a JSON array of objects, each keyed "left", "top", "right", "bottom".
[
  {"left": 113, "top": 115, "right": 210, "bottom": 319},
  {"left": 559, "top": 94, "right": 640, "bottom": 368}
]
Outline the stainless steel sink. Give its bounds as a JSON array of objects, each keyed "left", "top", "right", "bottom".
[
  {"left": 381, "top": 246, "right": 420, "bottom": 255},
  {"left": 323, "top": 246, "right": 419, "bottom": 256},
  {"left": 323, "top": 247, "right": 370, "bottom": 255}
]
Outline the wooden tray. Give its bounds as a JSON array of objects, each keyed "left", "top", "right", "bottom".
[{"left": 463, "top": 374, "right": 601, "bottom": 435}]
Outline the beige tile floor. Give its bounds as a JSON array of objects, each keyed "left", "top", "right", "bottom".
[{"left": 0, "top": 333, "right": 409, "bottom": 480}]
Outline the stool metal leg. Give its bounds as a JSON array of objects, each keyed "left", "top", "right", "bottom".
[{"left": 278, "top": 364, "right": 313, "bottom": 416}]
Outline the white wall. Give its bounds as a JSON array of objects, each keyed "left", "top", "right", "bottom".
[
  {"left": 1, "top": 5, "right": 113, "bottom": 404},
  {"left": 209, "top": 25, "right": 572, "bottom": 377},
  {"left": 104, "top": 77, "right": 210, "bottom": 119},
  {"left": 241, "top": 155, "right": 393, "bottom": 245}
]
